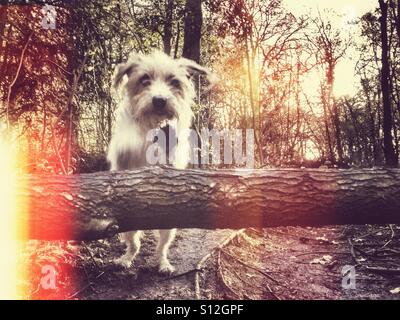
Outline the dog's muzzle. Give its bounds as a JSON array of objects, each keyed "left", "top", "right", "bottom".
[
  {"left": 153, "top": 96, "right": 167, "bottom": 109},
  {"left": 152, "top": 96, "right": 176, "bottom": 120}
]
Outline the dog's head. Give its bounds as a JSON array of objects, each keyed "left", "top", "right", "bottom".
[{"left": 113, "top": 50, "right": 214, "bottom": 129}]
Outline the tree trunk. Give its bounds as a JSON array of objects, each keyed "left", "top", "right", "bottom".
[
  {"left": 14, "top": 167, "right": 400, "bottom": 241},
  {"left": 182, "top": 0, "right": 202, "bottom": 62},
  {"left": 174, "top": 21, "right": 181, "bottom": 59},
  {"left": 389, "top": 0, "right": 400, "bottom": 40},
  {"left": 362, "top": 80, "right": 379, "bottom": 165},
  {"left": 321, "top": 88, "right": 334, "bottom": 163},
  {"left": 163, "top": 0, "right": 174, "bottom": 55},
  {"left": 244, "top": 37, "right": 263, "bottom": 165},
  {"left": 379, "top": 0, "right": 398, "bottom": 167},
  {"left": 332, "top": 98, "right": 344, "bottom": 165}
]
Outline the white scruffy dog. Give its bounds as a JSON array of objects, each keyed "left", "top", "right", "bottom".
[{"left": 107, "top": 50, "right": 212, "bottom": 274}]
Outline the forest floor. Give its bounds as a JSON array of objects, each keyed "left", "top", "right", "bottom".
[{"left": 20, "top": 224, "right": 400, "bottom": 300}]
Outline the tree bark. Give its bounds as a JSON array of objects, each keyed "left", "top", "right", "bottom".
[
  {"left": 182, "top": 0, "right": 202, "bottom": 62},
  {"left": 389, "top": 0, "right": 400, "bottom": 41},
  {"left": 379, "top": 0, "right": 398, "bottom": 167},
  {"left": 332, "top": 97, "right": 344, "bottom": 165},
  {"left": 163, "top": 0, "right": 174, "bottom": 55},
  {"left": 14, "top": 167, "right": 400, "bottom": 241}
]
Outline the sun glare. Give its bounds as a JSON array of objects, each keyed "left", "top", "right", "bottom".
[
  {"left": 0, "top": 138, "right": 19, "bottom": 299},
  {"left": 0, "top": 135, "right": 27, "bottom": 299},
  {"left": 284, "top": 0, "right": 377, "bottom": 99}
]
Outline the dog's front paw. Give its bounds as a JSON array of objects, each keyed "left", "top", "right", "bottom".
[
  {"left": 158, "top": 260, "right": 175, "bottom": 275},
  {"left": 115, "top": 254, "right": 134, "bottom": 268}
]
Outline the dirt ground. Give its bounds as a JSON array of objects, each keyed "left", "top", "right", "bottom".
[{"left": 19, "top": 224, "right": 400, "bottom": 300}]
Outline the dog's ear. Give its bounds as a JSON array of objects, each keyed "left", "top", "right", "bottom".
[
  {"left": 178, "top": 58, "right": 217, "bottom": 86},
  {"left": 112, "top": 54, "right": 143, "bottom": 89},
  {"left": 112, "top": 62, "right": 135, "bottom": 89}
]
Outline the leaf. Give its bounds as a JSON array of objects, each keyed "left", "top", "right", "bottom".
[
  {"left": 310, "top": 255, "right": 332, "bottom": 265},
  {"left": 390, "top": 287, "right": 400, "bottom": 294}
]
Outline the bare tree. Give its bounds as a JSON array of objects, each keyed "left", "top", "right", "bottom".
[
  {"left": 379, "top": 0, "right": 398, "bottom": 167},
  {"left": 308, "top": 10, "right": 351, "bottom": 165},
  {"left": 163, "top": 0, "right": 174, "bottom": 54},
  {"left": 182, "top": 0, "right": 202, "bottom": 62}
]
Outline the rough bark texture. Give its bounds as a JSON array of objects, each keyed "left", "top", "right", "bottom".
[
  {"left": 182, "top": 0, "right": 202, "bottom": 63},
  {"left": 15, "top": 167, "right": 400, "bottom": 240},
  {"left": 163, "top": 0, "right": 174, "bottom": 55},
  {"left": 379, "top": 0, "right": 398, "bottom": 167}
]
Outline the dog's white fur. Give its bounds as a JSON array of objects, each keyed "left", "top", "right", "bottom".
[{"left": 107, "top": 50, "right": 211, "bottom": 274}]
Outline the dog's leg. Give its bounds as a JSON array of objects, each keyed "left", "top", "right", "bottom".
[
  {"left": 173, "top": 118, "right": 192, "bottom": 169},
  {"left": 154, "top": 119, "right": 190, "bottom": 274},
  {"left": 156, "top": 229, "right": 176, "bottom": 274},
  {"left": 116, "top": 231, "right": 143, "bottom": 268},
  {"left": 108, "top": 119, "right": 147, "bottom": 268}
]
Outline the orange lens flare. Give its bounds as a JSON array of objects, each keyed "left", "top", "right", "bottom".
[
  {"left": 0, "top": 133, "right": 79, "bottom": 299},
  {"left": 0, "top": 136, "right": 26, "bottom": 299}
]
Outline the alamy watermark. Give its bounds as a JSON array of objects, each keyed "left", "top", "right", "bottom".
[
  {"left": 341, "top": 265, "right": 356, "bottom": 290},
  {"left": 40, "top": 265, "right": 57, "bottom": 290},
  {"left": 145, "top": 128, "right": 255, "bottom": 168},
  {"left": 41, "top": 5, "right": 57, "bottom": 30}
]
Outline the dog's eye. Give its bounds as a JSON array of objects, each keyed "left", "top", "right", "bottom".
[
  {"left": 170, "top": 79, "right": 181, "bottom": 89},
  {"left": 139, "top": 74, "right": 151, "bottom": 86}
]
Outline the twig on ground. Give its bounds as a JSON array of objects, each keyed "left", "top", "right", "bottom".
[
  {"left": 246, "top": 228, "right": 265, "bottom": 237},
  {"left": 265, "top": 282, "right": 281, "bottom": 300},
  {"left": 216, "top": 249, "right": 240, "bottom": 299},
  {"left": 299, "top": 236, "right": 340, "bottom": 245},
  {"left": 351, "top": 242, "right": 382, "bottom": 259},
  {"left": 348, "top": 238, "right": 360, "bottom": 265},
  {"left": 194, "top": 229, "right": 245, "bottom": 299},
  {"left": 220, "top": 248, "right": 278, "bottom": 283},
  {"left": 379, "top": 224, "right": 395, "bottom": 250},
  {"left": 354, "top": 226, "right": 387, "bottom": 240},
  {"left": 67, "top": 283, "right": 92, "bottom": 299},
  {"left": 364, "top": 266, "right": 400, "bottom": 276},
  {"left": 82, "top": 243, "right": 100, "bottom": 270},
  {"left": 219, "top": 252, "right": 280, "bottom": 300},
  {"left": 162, "top": 268, "right": 203, "bottom": 281},
  {"left": 295, "top": 251, "right": 349, "bottom": 258}
]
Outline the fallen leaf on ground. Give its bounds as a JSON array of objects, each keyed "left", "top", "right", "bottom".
[
  {"left": 310, "top": 255, "right": 332, "bottom": 265},
  {"left": 390, "top": 287, "right": 400, "bottom": 294}
]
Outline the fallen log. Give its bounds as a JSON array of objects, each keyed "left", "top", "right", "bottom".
[{"left": 14, "top": 167, "right": 400, "bottom": 240}]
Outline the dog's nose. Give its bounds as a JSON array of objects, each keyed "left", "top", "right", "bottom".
[{"left": 153, "top": 96, "right": 167, "bottom": 109}]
